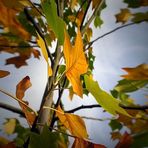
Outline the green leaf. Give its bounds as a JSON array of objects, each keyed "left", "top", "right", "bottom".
[
  {"left": 124, "top": 0, "right": 141, "bottom": 8},
  {"left": 84, "top": 75, "right": 130, "bottom": 116},
  {"left": 29, "top": 125, "right": 60, "bottom": 148},
  {"left": 131, "top": 132, "right": 148, "bottom": 148},
  {"left": 94, "top": 15, "right": 103, "bottom": 28},
  {"left": 115, "top": 79, "right": 148, "bottom": 93},
  {"left": 42, "top": 1, "right": 65, "bottom": 45},
  {"left": 109, "top": 119, "right": 122, "bottom": 131},
  {"left": 132, "top": 12, "right": 148, "bottom": 23}
]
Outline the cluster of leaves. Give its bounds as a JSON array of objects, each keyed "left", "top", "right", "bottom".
[{"left": 0, "top": 0, "right": 148, "bottom": 147}]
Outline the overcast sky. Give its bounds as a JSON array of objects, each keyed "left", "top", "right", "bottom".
[{"left": 0, "top": 0, "right": 148, "bottom": 147}]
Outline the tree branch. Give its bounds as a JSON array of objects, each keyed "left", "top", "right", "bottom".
[
  {"left": 81, "top": 0, "right": 105, "bottom": 35},
  {"left": 66, "top": 104, "right": 148, "bottom": 113},
  {"left": 0, "top": 102, "right": 25, "bottom": 117},
  {"left": 86, "top": 19, "right": 148, "bottom": 50},
  {"left": 80, "top": 0, "right": 91, "bottom": 30},
  {"left": 24, "top": 7, "right": 54, "bottom": 64}
]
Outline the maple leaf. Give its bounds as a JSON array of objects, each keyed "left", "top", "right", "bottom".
[
  {"left": 121, "top": 63, "right": 148, "bottom": 80},
  {"left": 0, "top": 0, "right": 30, "bottom": 40},
  {"left": 16, "top": 76, "right": 36, "bottom": 126},
  {"left": 0, "top": 70, "right": 10, "bottom": 78},
  {"left": 56, "top": 106, "right": 88, "bottom": 139},
  {"left": 115, "top": 132, "right": 133, "bottom": 148},
  {"left": 64, "top": 28, "right": 88, "bottom": 97},
  {"left": 0, "top": 142, "right": 16, "bottom": 148},
  {"left": 92, "top": 0, "right": 102, "bottom": 9},
  {"left": 72, "top": 138, "right": 106, "bottom": 148},
  {"left": 3, "top": 119, "right": 16, "bottom": 135},
  {"left": 37, "top": 33, "right": 52, "bottom": 76},
  {"left": 115, "top": 9, "right": 132, "bottom": 24}
]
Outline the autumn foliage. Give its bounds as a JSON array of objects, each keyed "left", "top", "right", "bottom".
[{"left": 0, "top": 0, "right": 148, "bottom": 148}]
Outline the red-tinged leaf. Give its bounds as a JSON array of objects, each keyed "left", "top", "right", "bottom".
[
  {"left": 0, "top": 70, "right": 10, "bottom": 78},
  {"left": 6, "top": 56, "right": 29, "bottom": 68},
  {"left": 16, "top": 76, "right": 36, "bottom": 126},
  {"left": 121, "top": 63, "right": 148, "bottom": 80},
  {"left": 32, "top": 49, "right": 41, "bottom": 59},
  {"left": 72, "top": 138, "right": 106, "bottom": 148},
  {"left": 56, "top": 106, "right": 88, "bottom": 139},
  {"left": 111, "top": 132, "right": 122, "bottom": 140},
  {"left": 0, "top": 142, "right": 16, "bottom": 148},
  {"left": 115, "top": 132, "right": 133, "bottom": 148}
]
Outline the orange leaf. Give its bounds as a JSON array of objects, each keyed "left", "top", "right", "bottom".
[
  {"left": 0, "top": 0, "right": 30, "bottom": 40},
  {"left": 56, "top": 106, "right": 88, "bottom": 139},
  {"left": 115, "top": 9, "right": 132, "bottom": 24},
  {"left": 115, "top": 132, "right": 133, "bottom": 148},
  {"left": 121, "top": 63, "right": 148, "bottom": 80},
  {"left": 0, "top": 70, "right": 10, "bottom": 78},
  {"left": 16, "top": 76, "right": 36, "bottom": 126},
  {"left": 0, "top": 142, "right": 16, "bottom": 148},
  {"left": 63, "top": 28, "right": 88, "bottom": 97},
  {"left": 92, "top": 0, "right": 102, "bottom": 9},
  {"left": 72, "top": 138, "right": 106, "bottom": 148}
]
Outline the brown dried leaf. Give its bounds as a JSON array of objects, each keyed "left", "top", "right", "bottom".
[{"left": 0, "top": 70, "right": 10, "bottom": 78}]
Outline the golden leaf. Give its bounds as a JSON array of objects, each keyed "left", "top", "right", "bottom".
[
  {"left": 37, "top": 33, "right": 52, "bottom": 76},
  {"left": 16, "top": 76, "right": 36, "bottom": 126},
  {"left": 3, "top": 119, "right": 16, "bottom": 135},
  {"left": 121, "top": 63, "right": 148, "bottom": 80},
  {"left": 71, "top": 0, "right": 78, "bottom": 9},
  {"left": 56, "top": 106, "right": 88, "bottom": 139},
  {"left": 64, "top": 28, "right": 88, "bottom": 97},
  {"left": 0, "top": 70, "right": 10, "bottom": 78},
  {"left": 115, "top": 9, "right": 132, "bottom": 24}
]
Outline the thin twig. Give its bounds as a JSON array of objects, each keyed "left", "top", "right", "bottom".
[
  {"left": 80, "top": 0, "right": 91, "bottom": 30},
  {"left": 66, "top": 104, "right": 148, "bottom": 113},
  {"left": 81, "top": 0, "right": 105, "bottom": 35},
  {"left": 86, "top": 19, "right": 148, "bottom": 50},
  {"left": 24, "top": 7, "right": 53, "bottom": 64},
  {"left": 0, "top": 102, "right": 25, "bottom": 117},
  {"left": 0, "top": 88, "right": 38, "bottom": 115}
]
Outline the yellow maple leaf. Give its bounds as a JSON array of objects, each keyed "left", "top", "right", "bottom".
[
  {"left": 56, "top": 106, "right": 88, "bottom": 139},
  {"left": 63, "top": 28, "right": 88, "bottom": 97},
  {"left": 3, "top": 119, "right": 16, "bottom": 135},
  {"left": 115, "top": 9, "right": 132, "bottom": 24},
  {"left": 37, "top": 33, "right": 52, "bottom": 76},
  {"left": 121, "top": 63, "right": 148, "bottom": 80}
]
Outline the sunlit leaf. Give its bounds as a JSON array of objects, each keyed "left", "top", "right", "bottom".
[
  {"left": 3, "top": 119, "right": 16, "bottom": 135},
  {"left": 0, "top": 70, "right": 10, "bottom": 78},
  {"left": 121, "top": 63, "right": 148, "bottom": 80},
  {"left": 115, "top": 132, "right": 133, "bottom": 148},
  {"left": 115, "top": 79, "right": 148, "bottom": 93},
  {"left": 56, "top": 106, "right": 88, "bottom": 139},
  {"left": 71, "top": 0, "right": 78, "bottom": 9},
  {"left": 85, "top": 27, "right": 92, "bottom": 42},
  {"left": 37, "top": 33, "right": 52, "bottom": 76},
  {"left": 72, "top": 138, "right": 106, "bottom": 148},
  {"left": 16, "top": 76, "right": 36, "bottom": 126},
  {"left": 42, "top": 1, "right": 65, "bottom": 45},
  {"left": 115, "top": 9, "right": 132, "bottom": 24},
  {"left": 64, "top": 28, "right": 88, "bottom": 97},
  {"left": 84, "top": 75, "right": 130, "bottom": 116}
]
